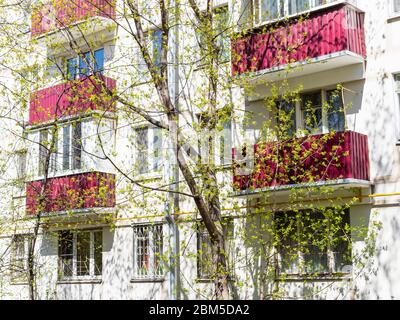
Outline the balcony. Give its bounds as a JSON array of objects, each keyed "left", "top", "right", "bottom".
[
  {"left": 232, "top": 131, "right": 370, "bottom": 193},
  {"left": 26, "top": 171, "right": 115, "bottom": 215},
  {"left": 29, "top": 75, "right": 116, "bottom": 125},
  {"left": 231, "top": 3, "right": 366, "bottom": 82},
  {"left": 31, "top": 0, "right": 116, "bottom": 38}
]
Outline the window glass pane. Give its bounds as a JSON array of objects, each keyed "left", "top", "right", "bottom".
[
  {"left": 67, "top": 58, "right": 77, "bottom": 80},
  {"left": 395, "top": 0, "right": 400, "bottom": 13},
  {"left": 302, "top": 211, "right": 329, "bottom": 274},
  {"left": 197, "top": 228, "right": 214, "bottom": 279},
  {"left": 275, "top": 211, "right": 299, "bottom": 274},
  {"left": 152, "top": 128, "right": 162, "bottom": 171},
  {"left": 94, "top": 231, "right": 102, "bottom": 276},
  {"left": 135, "top": 226, "right": 150, "bottom": 276},
  {"left": 50, "top": 131, "right": 58, "bottom": 173},
  {"left": 12, "top": 235, "right": 26, "bottom": 275},
  {"left": 59, "top": 231, "right": 73, "bottom": 278},
  {"left": 326, "top": 90, "right": 345, "bottom": 132},
  {"left": 79, "top": 52, "right": 91, "bottom": 77},
  {"left": 220, "top": 119, "right": 232, "bottom": 165},
  {"left": 276, "top": 99, "right": 296, "bottom": 139},
  {"left": 63, "top": 125, "right": 70, "bottom": 170},
  {"left": 261, "top": 0, "right": 280, "bottom": 21},
  {"left": 153, "top": 225, "right": 163, "bottom": 276},
  {"left": 215, "top": 6, "right": 230, "bottom": 61},
  {"left": 39, "top": 130, "right": 48, "bottom": 175},
  {"left": 72, "top": 122, "right": 82, "bottom": 170},
  {"left": 76, "top": 232, "right": 90, "bottom": 276},
  {"left": 136, "top": 127, "right": 149, "bottom": 174},
  {"left": 302, "top": 92, "right": 323, "bottom": 134},
  {"left": 152, "top": 30, "right": 163, "bottom": 69},
  {"left": 331, "top": 209, "right": 352, "bottom": 273},
  {"left": 94, "top": 48, "right": 104, "bottom": 73}
]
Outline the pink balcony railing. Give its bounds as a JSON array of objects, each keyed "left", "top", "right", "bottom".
[
  {"left": 233, "top": 131, "right": 369, "bottom": 191},
  {"left": 26, "top": 172, "right": 116, "bottom": 215},
  {"left": 231, "top": 3, "right": 366, "bottom": 76},
  {"left": 31, "top": 0, "right": 116, "bottom": 37},
  {"left": 29, "top": 75, "right": 116, "bottom": 125}
]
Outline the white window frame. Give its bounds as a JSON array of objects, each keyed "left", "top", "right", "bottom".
[
  {"left": 58, "top": 229, "right": 102, "bottom": 281},
  {"left": 132, "top": 224, "right": 164, "bottom": 280}
]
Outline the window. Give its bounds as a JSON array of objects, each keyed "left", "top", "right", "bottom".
[
  {"left": 10, "top": 234, "right": 30, "bottom": 281},
  {"left": 62, "top": 121, "right": 82, "bottom": 171},
  {"left": 133, "top": 224, "right": 164, "bottom": 279},
  {"left": 276, "top": 98, "right": 297, "bottom": 138},
  {"left": 16, "top": 150, "right": 27, "bottom": 184},
  {"left": 220, "top": 118, "right": 233, "bottom": 166},
  {"left": 135, "top": 126, "right": 162, "bottom": 175},
  {"left": 38, "top": 128, "right": 57, "bottom": 175},
  {"left": 301, "top": 89, "right": 345, "bottom": 134},
  {"left": 58, "top": 230, "right": 102, "bottom": 279},
  {"left": 274, "top": 208, "right": 352, "bottom": 276},
  {"left": 67, "top": 48, "right": 104, "bottom": 80},
  {"left": 136, "top": 30, "right": 163, "bottom": 82},
  {"left": 197, "top": 220, "right": 234, "bottom": 279},
  {"left": 214, "top": 6, "right": 230, "bottom": 62},
  {"left": 243, "top": 0, "right": 332, "bottom": 25},
  {"left": 301, "top": 91, "right": 323, "bottom": 134}
]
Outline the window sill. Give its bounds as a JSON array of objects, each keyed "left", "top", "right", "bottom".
[
  {"left": 130, "top": 277, "right": 165, "bottom": 283},
  {"left": 57, "top": 278, "right": 102, "bottom": 284},
  {"left": 275, "top": 273, "right": 351, "bottom": 282}
]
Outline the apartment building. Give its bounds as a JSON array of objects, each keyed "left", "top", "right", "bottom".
[{"left": 0, "top": 0, "right": 400, "bottom": 300}]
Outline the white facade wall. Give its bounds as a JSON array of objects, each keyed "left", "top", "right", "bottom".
[{"left": 1, "top": 0, "right": 400, "bottom": 300}]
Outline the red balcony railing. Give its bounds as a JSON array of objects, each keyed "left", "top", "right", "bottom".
[
  {"left": 29, "top": 75, "right": 116, "bottom": 125},
  {"left": 26, "top": 172, "right": 116, "bottom": 215},
  {"left": 231, "top": 3, "right": 366, "bottom": 76},
  {"left": 31, "top": 0, "right": 116, "bottom": 37},
  {"left": 233, "top": 131, "right": 369, "bottom": 191}
]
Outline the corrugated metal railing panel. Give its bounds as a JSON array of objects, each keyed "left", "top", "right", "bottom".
[
  {"left": 231, "top": 3, "right": 366, "bottom": 76},
  {"left": 29, "top": 75, "right": 116, "bottom": 125},
  {"left": 232, "top": 131, "right": 370, "bottom": 191}
]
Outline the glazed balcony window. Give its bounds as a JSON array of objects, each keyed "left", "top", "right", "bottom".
[
  {"left": 10, "top": 234, "right": 31, "bottom": 282},
  {"left": 67, "top": 48, "right": 104, "bottom": 80},
  {"left": 240, "top": 0, "right": 335, "bottom": 27}
]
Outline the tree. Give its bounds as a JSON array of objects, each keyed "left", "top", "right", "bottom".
[{"left": 0, "top": 0, "right": 379, "bottom": 300}]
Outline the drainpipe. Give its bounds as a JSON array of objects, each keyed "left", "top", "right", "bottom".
[{"left": 165, "top": 0, "right": 180, "bottom": 300}]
